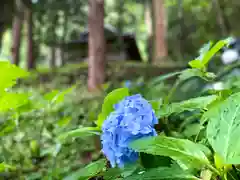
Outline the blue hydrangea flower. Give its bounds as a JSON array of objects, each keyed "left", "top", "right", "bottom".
[{"left": 101, "top": 94, "right": 158, "bottom": 168}]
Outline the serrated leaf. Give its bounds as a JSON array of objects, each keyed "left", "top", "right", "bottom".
[
  {"left": 0, "top": 61, "right": 29, "bottom": 90},
  {"left": 58, "top": 127, "right": 101, "bottom": 143},
  {"left": 97, "top": 88, "right": 129, "bottom": 127},
  {"left": 206, "top": 92, "right": 240, "bottom": 164},
  {"left": 124, "top": 166, "right": 200, "bottom": 180},
  {"left": 158, "top": 95, "right": 218, "bottom": 118},
  {"left": 63, "top": 159, "right": 106, "bottom": 180},
  {"left": 130, "top": 136, "right": 211, "bottom": 169}
]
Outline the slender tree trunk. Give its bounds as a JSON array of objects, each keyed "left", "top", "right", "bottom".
[
  {"left": 177, "top": 0, "right": 183, "bottom": 59},
  {"left": 117, "top": 0, "right": 124, "bottom": 51},
  {"left": 60, "top": 11, "right": 69, "bottom": 66},
  {"left": 0, "top": 23, "right": 5, "bottom": 51},
  {"left": 145, "top": 0, "right": 153, "bottom": 63},
  {"left": 87, "top": 0, "right": 106, "bottom": 92},
  {"left": 50, "top": 47, "right": 56, "bottom": 68},
  {"left": 212, "top": 0, "right": 227, "bottom": 36},
  {"left": 11, "top": 0, "right": 24, "bottom": 66},
  {"left": 49, "top": 15, "right": 58, "bottom": 69},
  {"left": 152, "top": 0, "right": 167, "bottom": 64},
  {"left": 26, "top": 4, "right": 34, "bottom": 69}
]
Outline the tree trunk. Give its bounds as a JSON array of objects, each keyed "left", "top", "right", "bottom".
[
  {"left": 26, "top": 4, "right": 34, "bottom": 69},
  {"left": 50, "top": 47, "right": 56, "bottom": 68},
  {"left": 60, "top": 10, "right": 69, "bottom": 66},
  {"left": 87, "top": 0, "right": 106, "bottom": 92},
  {"left": 11, "top": 0, "right": 24, "bottom": 66},
  {"left": 49, "top": 14, "right": 58, "bottom": 69},
  {"left": 0, "top": 23, "right": 5, "bottom": 51},
  {"left": 117, "top": 0, "right": 124, "bottom": 51},
  {"left": 152, "top": 0, "right": 167, "bottom": 64},
  {"left": 212, "top": 0, "right": 227, "bottom": 36},
  {"left": 145, "top": 0, "right": 154, "bottom": 63}
]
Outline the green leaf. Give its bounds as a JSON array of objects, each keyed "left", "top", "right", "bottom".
[
  {"left": 58, "top": 127, "right": 101, "bottom": 143},
  {"left": 206, "top": 92, "right": 240, "bottom": 164},
  {"left": 44, "top": 86, "right": 76, "bottom": 104},
  {"left": 63, "top": 159, "right": 106, "bottom": 180},
  {"left": 103, "top": 168, "right": 122, "bottom": 180},
  {"left": 0, "top": 61, "right": 29, "bottom": 90},
  {"left": 97, "top": 88, "right": 129, "bottom": 127},
  {"left": 0, "top": 163, "right": 16, "bottom": 172},
  {"left": 0, "top": 120, "right": 16, "bottom": 136},
  {"left": 158, "top": 95, "right": 218, "bottom": 118},
  {"left": 178, "top": 69, "right": 213, "bottom": 82},
  {"left": 150, "top": 99, "right": 162, "bottom": 113},
  {"left": 150, "top": 71, "right": 182, "bottom": 85},
  {"left": 121, "top": 164, "right": 139, "bottom": 178},
  {"left": 102, "top": 164, "right": 140, "bottom": 179},
  {"left": 130, "top": 136, "right": 211, "bottom": 169},
  {"left": 0, "top": 93, "right": 29, "bottom": 112},
  {"left": 140, "top": 153, "right": 172, "bottom": 169},
  {"left": 201, "top": 40, "right": 227, "bottom": 65},
  {"left": 124, "top": 166, "right": 200, "bottom": 180},
  {"left": 57, "top": 116, "right": 72, "bottom": 127},
  {"left": 44, "top": 90, "right": 60, "bottom": 101},
  {"left": 188, "top": 60, "right": 203, "bottom": 69},
  {"left": 183, "top": 124, "right": 204, "bottom": 138}
]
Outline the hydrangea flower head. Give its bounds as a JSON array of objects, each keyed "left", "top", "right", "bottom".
[{"left": 101, "top": 94, "right": 158, "bottom": 168}]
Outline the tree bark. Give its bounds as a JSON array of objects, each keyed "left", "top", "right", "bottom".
[
  {"left": 49, "top": 14, "right": 58, "bottom": 69},
  {"left": 26, "top": 4, "right": 35, "bottom": 69},
  {"left": 0, "top": 23, "right": 5, "bottom": 51},
  {"left": 11, "top": 0, "right": 24, "bottom": 66},
  {"left": 152, "top": 0, "right": 167, "bottom": 64},
  {"left": 87, "top": 0, "right": 106, "bottom": 92},
  {"left": 50, "top": 47, "right": 56, "bottom": 68},
  {"left": 145, "top": 0, "right": 154, "bottom": 63},
  {"left": 212, "top": 0, "right": 227, "bottom": 36}
]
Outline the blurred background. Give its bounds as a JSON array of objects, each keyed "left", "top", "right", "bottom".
[
  {"left": 1, "top": 0, "right": 240, "bottom": 179},
  {"left": 1, "top": 0, "right": 239, "bottom": 68}
]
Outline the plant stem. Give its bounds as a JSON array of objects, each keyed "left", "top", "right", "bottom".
[{"left": 164, "top": 80, "right": 180, "bottom": 104}]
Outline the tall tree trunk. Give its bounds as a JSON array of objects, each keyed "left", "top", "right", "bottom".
[
  {"left": 49, "top": 15, "right": 58, "bottom": 69},
  {"left": 0, "top": 23, "right": 5, "bottom": 51},
  {"left": 26, "top": 4, "right": 34, "bottom": 69},
  {"left": 50, "top": 47, "right": 56, "bottom": 68},
  {"left": 11, "top": 0, "right": 24, "bottom": 66},
  {"left": 60, "top": 10, "right": 69, "bottom": 66},
  {"left": 145, "top": 0, "right": 154, "bottom": 63},
  {"left": 152, "top": 0, "right": 167, "bottom": 64},
  {"left": 87, "top": 0, "right": 106, "bottom": 92},
  {"left": 176, "top": 0, "right": 183, "bottom": 60},
  {"left": 117, "top": 0, "right": 124, "bottom": 52},
  {"left": 212, "top": 0, "right": 227, "bottom": 36}
]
